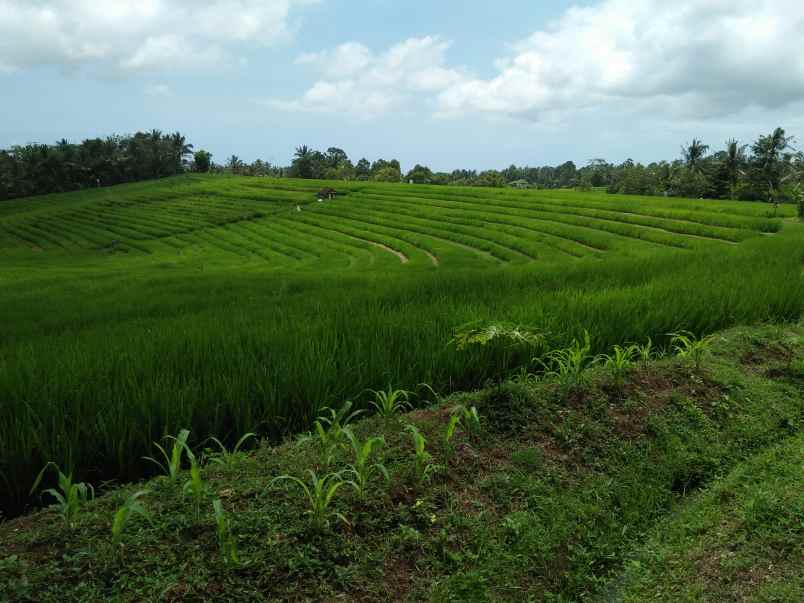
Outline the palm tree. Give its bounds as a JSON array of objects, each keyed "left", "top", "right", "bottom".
[
  {"left": 227, "top": 155, "right": 243, "bottom": 173},
  {"left": 682, "top": 139, "right": 709, "bottom": 173},
  {"left": 752, "top": 127, "right": 795, "bottom": 203},
  {"left": 723, "top": 139, "right": 747, "bottom": 200}
]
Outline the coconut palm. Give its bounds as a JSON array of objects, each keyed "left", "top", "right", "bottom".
[{"left": 682, "top": 139, "right": 709, "bottom": 174}]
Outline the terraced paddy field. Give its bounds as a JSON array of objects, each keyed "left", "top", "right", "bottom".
[{"left": 1, "top": 174, "right": 802, "bottom": 515}]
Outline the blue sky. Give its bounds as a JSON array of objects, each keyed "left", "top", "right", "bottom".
[{"left": 2, "top": 0, "right": 804, "bottom": 172}]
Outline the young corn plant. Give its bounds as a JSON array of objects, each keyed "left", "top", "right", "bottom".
[
  {"left": 143, "top": 428, "right": 192, "bottom": 481},
  {"left": 212, "top": 499, "right": 240, "bottom": 566},
  {"left": 538, "top": 331, "right": 597, "bottom": 391},
  {"left": 343, "top": 427, "right": 389, "bottom": 501},
  {"left": 313, "top": 401, "right": 364, "bottom": 467},
  {"left": 204, "top": 432, "right": 257, "bottom": 468},
  {"left": 270, "top": 470, "right": 350, "bottom": 532},
  {"left": 406, "top": 424, "right": 439, "bottom": 486},
  {"left": 183, "top": 456, "right": 206, "bottom": 521},
  {"left": 368, "top": 385, "right": 412, "bottom": 418},
  {"left": 443, "top": 413, "right": 463, "bottom": 465},
  {"left": 599, "top": 344, "right": 639, "bottom": 384},
  {"left": 450, "top": 404, "right": 482, "bottom": 439},
  {"left": 634, "top": 337, "right": 658, "bottom": 367},
  {"left": 29, "top": 462, "right": 94, "bottom": 529},
  {"left": 670, "top": 331, "right": 716, "bottom": 370},
  {"left": 111, "top": 490, "right": 151, "bottom": 548}
]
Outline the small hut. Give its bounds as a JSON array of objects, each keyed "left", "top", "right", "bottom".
[{"left": 317, "top": 187, "right": 338, "bottom": 200}]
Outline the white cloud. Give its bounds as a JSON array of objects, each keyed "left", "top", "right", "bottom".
[
  {"left": 0, "top": 0, "right": 318, "bottom": 74},
  {"left": 436, "top": 0, "right": 804, "bottom": 119},
  {"left": 270, "top": 36, "right": 465, "bottom": 118}
]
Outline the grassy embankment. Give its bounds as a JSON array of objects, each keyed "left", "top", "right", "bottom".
[{"left": 0, "top": 322, "right": 802, "bottom": 601}]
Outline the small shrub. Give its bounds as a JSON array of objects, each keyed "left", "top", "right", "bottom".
[{"left": 29, "top": 462, "right": 94, "bottom": 529}]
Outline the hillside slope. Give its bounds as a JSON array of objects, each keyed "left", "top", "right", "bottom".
[{"left": 1, "top": 322, "right": 801, "bottom": 601}]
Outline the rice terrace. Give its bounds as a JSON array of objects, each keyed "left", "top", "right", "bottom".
[{"left": 2, "top": 1, "right": 804, "bottom": 601}]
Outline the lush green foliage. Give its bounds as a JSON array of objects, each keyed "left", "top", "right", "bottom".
[
  {"left": 0, "top": 175, "right": 801, "bottom": 516},
  {"left": 0, "top": 131, "right": 193, "bottom": 200},
  {"left": 1, "top": 323, "right": 801, "bottom": 601}
]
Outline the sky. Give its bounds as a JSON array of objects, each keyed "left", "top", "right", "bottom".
[{"left": 2, "top": 0, "right": 804, "bottom": 172}]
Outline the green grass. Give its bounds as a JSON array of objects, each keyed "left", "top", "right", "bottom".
[
  {"left": 0, "top": 175, "right": 802, "bottom": 517},
  {"left": 0, "top": 323, "right": 801, "bottom": 601}
]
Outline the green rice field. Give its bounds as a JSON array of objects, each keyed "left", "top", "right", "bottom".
[{"left": 1, "top": 174, "right": 801, "bottom": 515}]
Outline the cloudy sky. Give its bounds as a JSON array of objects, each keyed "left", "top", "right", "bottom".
[{"left": 2, "top": 0, "right": 804, "bottom": 171}]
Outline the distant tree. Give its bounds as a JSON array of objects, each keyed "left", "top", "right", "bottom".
[
  {"left": 405, "top": 164, "right": 434, "bottom": 184},
  {"left": 683, "top": 139, "right": 710, "bottom": 174},
  {"left": 193, "top": 150, "right": 212, "bottom": 173},
  {"left": 750, "top": 127, "right": 795, "bottom": 203},
  {"left": 355, "top": 158, "right": 371, "bottom": 180},
  {"left": 373, "top": 166, "right": 401, "bottom": 182},
  {"left": 721, "top": 139, "right": 747, "bottom": 199},
  {"left": 227, "top": 155, "right": 244, "bottom": 173},
  {"left": 290, "top": 145, "right": 314, "bottom": 179},
  {"left": 476, "top": 170, "right": 506, "bottom": 188}
]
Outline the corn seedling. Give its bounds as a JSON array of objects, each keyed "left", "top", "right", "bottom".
[
  {"left": 538, "top": 331, "right": 596, "bottom": 390},
  {"left": 406, "top": 424, "right": 438, "bottom": 486},
  {"left": 670, "top": 331, "right": 716, "bottom": 369},
  {"left": 314, "top": 401, "right": 364, "bottom": 466},
  {"left": 634, "top": 338, "right": 658, "bottom": 367},
  {"left": 205, "top": 432, "right": 257, "bottom": 467},
  {"left": 30, "top": 462, "right": 94, "bottom": 529},
  {"left": 270, "top": 470, "right": 350, "bottom": 531},
  {"left": 343, "top": 427, "right": 389, "bottom": 501},
  {"left": 599, "top": 344, "right": 639, "bottom": 384},
  {"left": 368, "top": 385, "right": 412, "bottom": 418},
  {"left": 212, "top": 499, "right": 240, "bottom": 565},
  {"left": 182, "top": 456, "right": 206, "bottom": 520},
  {"left": 450, "top": 404, "right": 482, "bottom": 438},
  {"left": 143, "top": 428, "right": 192, "bottom": 481},
  {"left": 111, "top": 490, "right": 151, "bottom": 548}
]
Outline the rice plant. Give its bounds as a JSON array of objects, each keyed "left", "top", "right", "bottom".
[
  {"left": 368, "top": 385, "right": 412, "bottom": 418},
  {"left": 204, "top": 432, "right": 257, "bottom": 468},
  {"left": 539, "top": 331, "right": 597, "bottom": 390},
  {"left": 343, "top": 428, "right": 389, "bottom": 501},
  {"left": 212, "top": 499, "right": 240, "bottom": 565},
  {"left": 406, "top": 424, "right": 438, "bottom": 486},
  {"left": 270, "top": 470, "right": 350, "bottom": 531},
  {"left": 143, "top": 429, "right": 192, "bottom": 481},
  {"left": 29, "top": 462, "right": 94, "bottom": 529},
  {"left": 111, "top": 490, "right": 151, "bottom": 548},
  {"left": 670, "top": 331, "right": 717, "bottom": 369}
]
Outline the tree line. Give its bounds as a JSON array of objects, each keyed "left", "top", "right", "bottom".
[
  {"left": 0, "top": 131, "right": 193, "bottom": 201},
  {"left": 205, "top": 127, "right": 802, "bottom": 205},
  {"left": 4, "top": 126, "right": 803, "bottom": 207}
]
